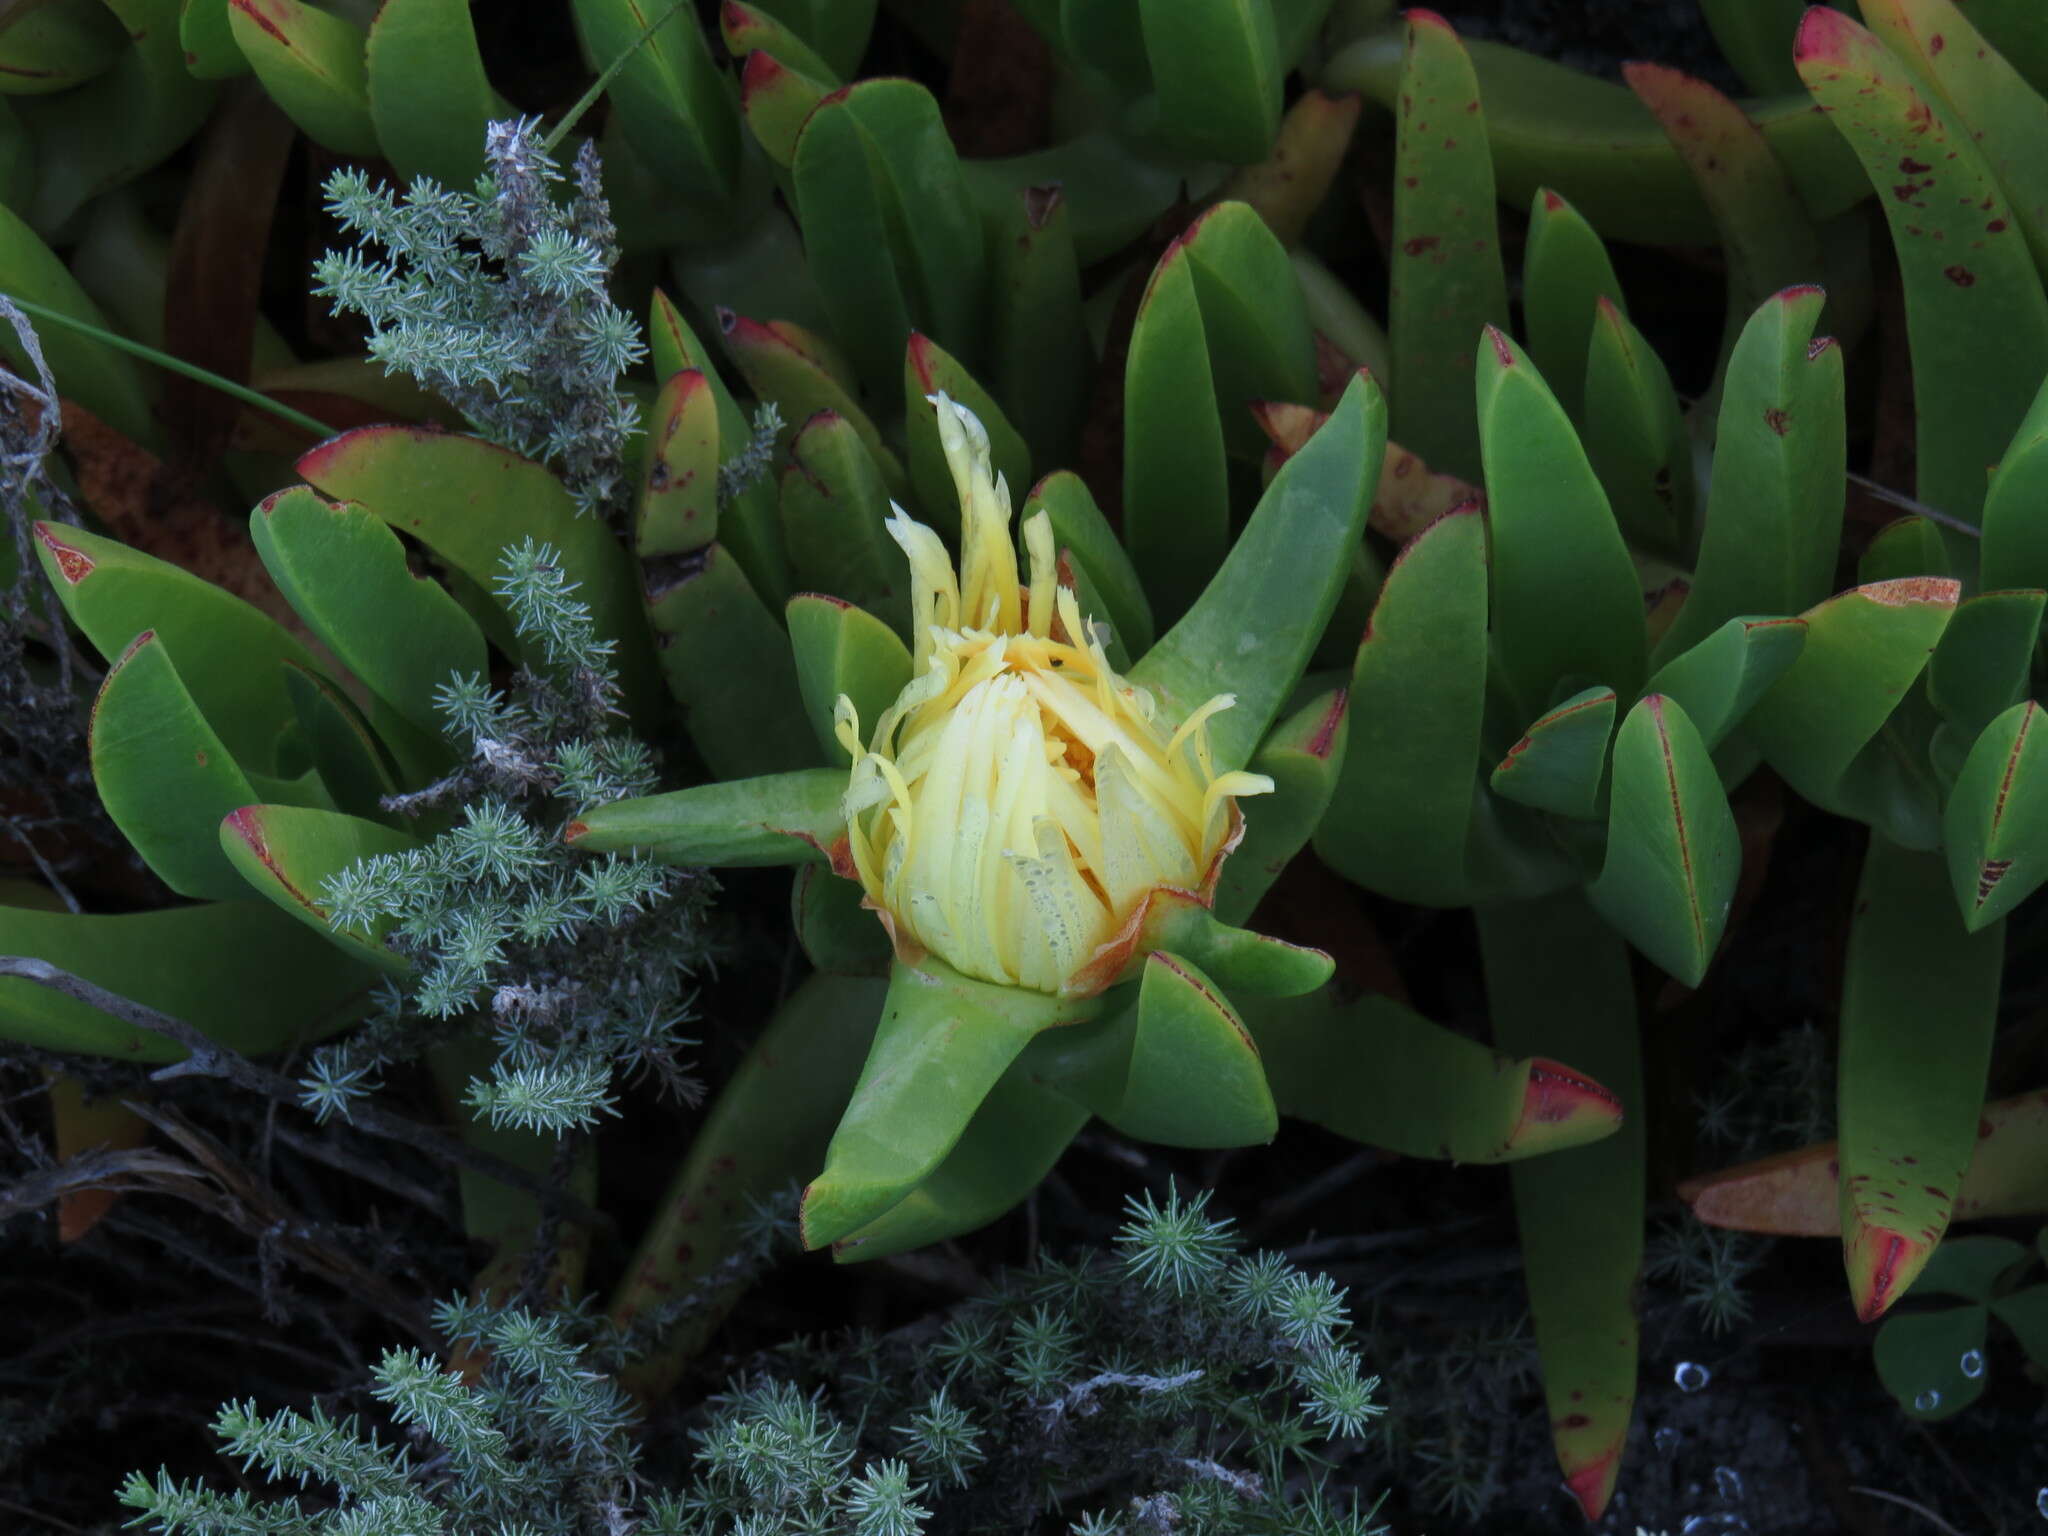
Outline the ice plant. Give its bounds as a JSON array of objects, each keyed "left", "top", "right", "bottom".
[
  {"left": 570, "top": 369, "right": 1387, "bottom": 1258},
  {"left": 835, "top": 398, "right": 1273, "bottom": 996}
]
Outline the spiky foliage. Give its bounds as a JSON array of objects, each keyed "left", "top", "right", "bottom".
[
  {"left": 117, "top": 1192, "right": 1388, "bottom": 1535},
  {"left": 305, "top": 541, "right": 712, "bottom": 1135},
  {"left": 313, "top": 119, "right": 644, "bottom": 520}
]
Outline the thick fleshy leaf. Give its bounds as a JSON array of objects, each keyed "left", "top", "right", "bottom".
[
  {"left": 16, "top": 0, "right": 215, "bottom": 234},
  {"left": 1092, "top": 952, "right": 1276, "bottom": 1147},
  {"left": 830, "top": 1067, "right": 1088, "bottom": 1259},
  {"left": 0, "top": 198, "right": 155, "bottom": 446},
  {"left": 1067, "top": 889, "right": 1332, "bottom": 1001},
  {"left": 1862, "top": 0, "right": 2048, "bottom": 278},
  {"left": 1136, "top": 0, "right": 1280, "bottom": 162},
  {"left": 1589, "top": 695, "right": 1740, "bottom": 986},
  {"left": 1121, "top": 239, "right": 1229, "bottom": 623},
  {"left": 791, "top": 863, "right": 890, "bottom": 976},
  {"left": 1858, "top": 515, "right": 1949, "bottom": 585},
  {"left": 1945, "top": 702, "right": 2048, "bottom": 930},
  {"left": 1653, "top": 288, "right": 1844, "bottom": 665},
  {"left": 799, "top": 957, "right": 1090, "bottom": 1249},
  {"left": 226, "top": 0, "right": 377, "bottom": 157},
  {"left": 1982, "top": 368, "right": 2048, "bottom": 592},
  {"left": 1639, "top": 616, "right": 1806, "bottom": 752},
  {"left": 1477, "top": 327, "right": 1647, "bottom": 712},
  {"left": 1700, "top": 0, "right": 1807, "bottom": 94},
  {"left": 297, "top": 427, "right": 660, "bottom": 717},
  {"left": 787, "top": 594, "right": 911, "bottom": 764},
  {"left": 636, "top": 369, "right": 721, "bottom": 558},
  {"left": 742, "top": 0, "right": 872, "bottom": 77},
  {"left": 570, "top": 0, "right": 741, "bottom": 215},
  {"left": 1927, "top": 590, "right": 2043, "bottom": 750},
  {"left": 1520, "top": 187, "right": 1625, "bottom": 420},
  {"left": 1744, "top": 578, "right": 1958, "bottom": 819},
  {"left": 1684, "top": 1088, "right": 2048, "bottom": 1233},
  {"left": 1319, "top": 26, "right": 1868, "bottom": 248},
  {"left": 283, "top": 662, "right": 401, "bottom": 820},
  {"left": 720, "top": 0, "right": 839, "bottom": 83},
  {"left": 181, "top": 0, "right": 249, "bottom": 80},
  {"left": 1315, "top": 504, "right": 1486, "bottom": 906},
  {"left": 1178, "top": 200, "right": 1319, "bottom": 461},
  {"left": 1218, "top": 88, "right": 1361, "bottom": 247},
  {"left": 644, "top": 544, "right": 814, "bottom": 779},
  {"left": 1212, "top": 687, "right": 1347, "bottom": 927},
  {"left": 1491, "top": 686, "right": 1615, "bottom": 821},
  {"left": 364, "top": 0, "right": 502, "bottom": 186},
  {"left": 649, "top": 288, "right": 749, "bottom": 440},
  {"left": 1477, "top": 893, "right": 1644, "bottom": 1522},
  {"left": 1582, "top": 297, "right": 1692, "bottom": 560},
  {"left": 904, "top": 335, "right": 1030, "bottom": 531},
  {"left": 1023, "top": 471, "right": 1154, "bottom": 659},
  {"left": 718, "top": 311, "right": 906, "bottom": 498},
  {"left": 987, "top": 183, "right": 1086, "bottom": 468},
  {"left": 1623, "top": 59, "right": 1824, "bottom": 388},
  {"left": 1838, "top": 836, "right": 2004, "bottom": 1320},
  {"left": 791, "top": 79, "right": 983, "bottom": 386},
  {"left": 0, "top": 898, "right": 372, "bottom": 1060},
  {"left": 780, "top": 411, "right": 907, "bottom": 634},
  {"left": 1245, "top": 987, "right": 1623, "bottom": 1162},
  {"left": 91, "top": 632, "right": 261, "bottom": 901},
  {"left": 609, "top": 972, "right": 887, "bottom": 1398},
  {"left": 0, "top": 0, "right": 125, "bottom": 93},
  {"left": 1131, "top": 370, "right": 1383, "bottom": 773},
  {"left": 250, "top": 486, "right": 488, "bottom": 738},
  {"left": 1796, "top": 7, "right": 2048, "bottom": 538},
  {"left": 33, "top": 520, "right": 319, "bottom": 771},
  {"left": 218, "top": 803, "right": 417, "bottom": 970},
  {"left": 1387, "top": 9, "right": 1510, "bottom": 481},
  {"left": 1874, "top": 1304, "right": 1989, "bottom": 1420},
  {"left": 734, "top": 42, "right": 831, "bottom": 168},
  {"left": 566, "top": 768, "right": 847, "bottom": 867}
]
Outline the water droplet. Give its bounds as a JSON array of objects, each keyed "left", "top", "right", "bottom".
[
  {"left": 1913, "top": 1388, "right": 1941, "bottom": 1412},
  {"left": 1674, "top": 1360, "right": 1711, "bottom": 1392},
  {"left": 1654, "top": 1426, "right": 1682, "bottom": 1455},
  {"left": 1716, "top": 1466, "right": 1744, "bottom": 1503},
  {"left": 1959, "top": 1348, "right": 1985, "bottom": 1378},
  {"left": 2036, "top": 1486, "right": 2048, "bottom": 1518}
]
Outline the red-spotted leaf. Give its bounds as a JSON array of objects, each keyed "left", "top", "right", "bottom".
[
  {"left": 1945, "top": 701, "right": 2048, "bottom": 930},
  {"left": 636, "top": 370, "right": 722, "bottom": 558},
  {"left": 1838, "top": 836, "right": 2005, "bottom": 1320}
]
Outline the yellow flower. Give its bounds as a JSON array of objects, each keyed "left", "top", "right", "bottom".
[{"left": 834, "top": 395, "right": 1272, "bottom": 996}]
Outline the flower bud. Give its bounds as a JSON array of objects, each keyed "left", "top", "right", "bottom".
[{"left": 835, "top": 395, "right": 1272, "bottom": 995}]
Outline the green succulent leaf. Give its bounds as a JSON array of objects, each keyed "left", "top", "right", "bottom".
[
  {"left": 1927, "top": 590, "right": 2043, "bottom": 746},
  {"left": 218, "top": 803, "right": 418, "bottom": 970},
  {"left": 1098, "top": 951, "right": 1277, "bottom": 1147},
  {"left": 831, "top": 1068, "right": 1088, "bottom": 1261},
  {"left": 1137, "top": 0, "right": 1281, "bottom": 162},
  {"left": 364, "top": 0, "right": 503, "bottom": 187},
  {"left": 644, "top": 544, "right": 816, "bottom": 780},
  {"left": 1178, "top": 200, "right": 1319, "bottom": 461},
  {"left": 1314, "top": 503, "right": 1487, "bottom": 907},
  {"left": 1477, "top": 892, "right": 1644, "bottom": 1523},
  {"left": 1244, "top": 986, "right": 1624, "bottom": 1163},
  {"left": 636, "top": 368, "right": 722, "bottom": 559},
  {"left": 1982, "top": 365, "right": 2048, "bottom": 592},
  {"left": 32, "top": 520, "right": 320, "bottom": 771},
  {"left": 1858, "top": 515, "right": 1949, "bottom": 585},
  {"left": 1490, "top": 686, "right": 1616, "bottom": 821},
  {"left": 567, "top": 767, "right": 847, "bottom": 866},
  {"left": 250, "top": 486, "right": 488, "bottom": 739},
  {"left": 0, "top": 898, "right": 372, "bottom": 1060},
  {"left": 1796, "top": 6, "right": 2048, "bottom": 541},
  {"left": 1639, "top": 616, "right": 1807, "bottom": 753},
  {"left": 1022, "top": 470, "right": 1154, "bottom": 659},
  {"left": 1520, "top": 187, "right": 1625, "bottom": 420},
  {"left": 780, "top": 410, "right": 908, "bottom": 634},
  {"left": 799, "top": 956, "right": 1090, "bottom": 1249},
  {"left": 281, "top": 662, "right": 402, "bottom": 820},
  {"left": 1132, "top": 369, "right": 1384, "bottom": 775},
  {"left": 1387, "top": 9, "right": 1510, "bottom": 481},
  {"left": 1476, "top": 326, "right": 1647, "bottom": 713},
  {"left": 1653, "top": 287, "right": 1844, "bottom": 665},
  {"left": 790, "top": 862, "right": 891, "bottom": 976},
  {"left": 987, "top": 183, "right": 1087, "bottom": 468},
  {"left": 570, "top": 0, "right": 742, "bottom": 215},
  {"left": 1588, "top": 694, "right": 1740, "bottom": 987},
  {"left": 1582, "top": 296, "right": 1692, "bottom": 560},
  {"left": 0, "top": 0, "right": 126, "bottom": 93},
  {"left": 718, "top": 311, "right": 908, "bottom": 501},
  {"left": 1944, "top": 701, "right": 2048, "bottom": 930},
  {"left": 180, "top": 0, "right": 249, "bottom": 79},
  {"left": 787, "top": 593, "right": 912, "bottom": 765},
  {"left": 1212, "top": 687, "right": 1348, "bottom": 927},
  {"left": 1838, "top": 836, "right": 2004, "bottom": 1321},
  {"left": 226, "top": 0, "right": 378, "bottom": 158},
  {"left": 296, "top": 426, "right": 661, "bottom": 720}
]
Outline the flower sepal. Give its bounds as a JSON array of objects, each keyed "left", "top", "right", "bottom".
[
  {"left": 799, "top": 953, "right": 1103, "bottom": 1251},
  {"left": 1061, "top": 884, "right": 1335, "bottom": 1000}
]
